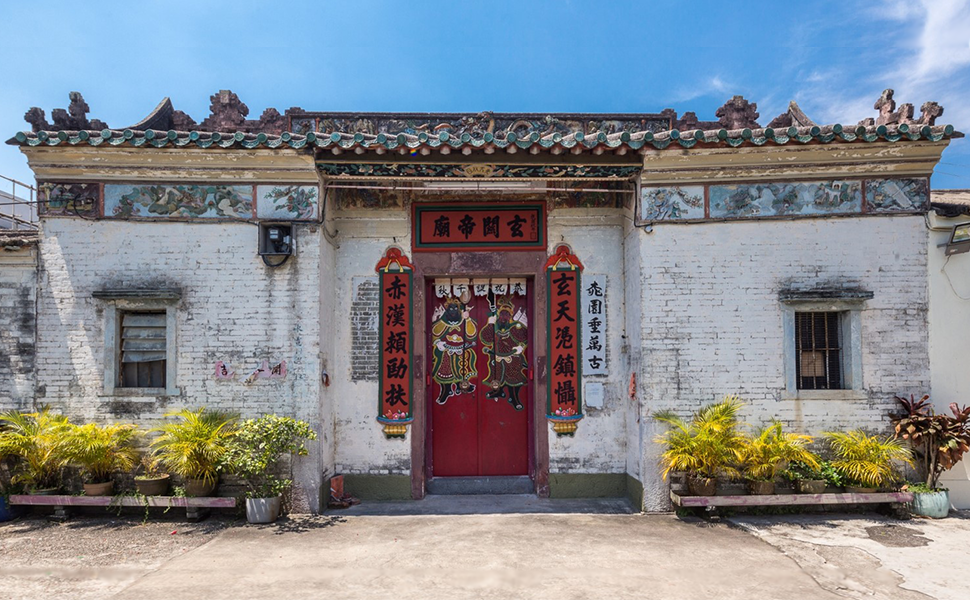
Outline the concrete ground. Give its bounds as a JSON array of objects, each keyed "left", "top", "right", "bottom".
[{"left": 1, "top": 497, "right": 967, "bottom": 600}]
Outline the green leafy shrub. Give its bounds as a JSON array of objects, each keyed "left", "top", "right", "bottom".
[
  {"left": 225, "top": 415, "right": 317, "bottom": 499},
  {"left": 64, "top": 422, "right": 140, "bottom": 484},
  {"left": 0, "top": 408, "right": 72, "bottom": 491},
  {"left": 149, "top": 408, "right": 237, "bottom": 485},
  {"left": 654, "top": 395, "right": 746, "bottom": 481}
]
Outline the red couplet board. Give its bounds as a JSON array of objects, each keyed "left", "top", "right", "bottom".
[
  {"left": 413, "top": 204, "right": 545, "bottom": 251},
  {"left": 428, "top": 284, "right": 532, "bottom": 477},
  {"left": 376, "top": 249, "right": 414, "bottom": 430},
  {"left": 546, "top": 246, "right": 583, "bottom": 425}
]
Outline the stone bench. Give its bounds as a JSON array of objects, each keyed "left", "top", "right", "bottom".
[
  {"left": 670, "top": 490, "right": 914, "bottom": 510},
  {"left": 8, "top": 494, "right": 237, "bottom": 521}
]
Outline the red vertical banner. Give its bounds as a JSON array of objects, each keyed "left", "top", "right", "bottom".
[
  {"left": 546, "top": 244, "right": 584, "bottom": 437},
  {"left": 376, "top": 248, "right": 414, "bottom": 439}
]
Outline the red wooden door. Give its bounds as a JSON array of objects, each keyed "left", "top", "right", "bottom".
[{"left": 428, "top": 282, "right": 532, "bottom": 477}]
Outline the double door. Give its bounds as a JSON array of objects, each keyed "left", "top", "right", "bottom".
[{"left": 427, "top": 282, "right": 532, "bottom": 477}]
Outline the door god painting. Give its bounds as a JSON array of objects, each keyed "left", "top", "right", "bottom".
[
  {"left": 480, "top": 294, "right": 528, "bottom": 411},
  {"left": 431, "top": 297, "right": 479, "bottom": 405}
]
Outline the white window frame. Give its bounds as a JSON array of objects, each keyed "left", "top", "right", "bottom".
[
  {"left": 780, "top": 292, "right": 869, "bottom": 400},
  {"left": 94, "top": 289, "right": 180, "bottom": 397}
]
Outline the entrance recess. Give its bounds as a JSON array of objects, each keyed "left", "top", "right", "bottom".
[{"left": 427, "top": 281, "right": 533, "bottom": 481}]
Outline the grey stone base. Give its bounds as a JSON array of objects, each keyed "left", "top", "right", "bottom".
[
  {"left": 342, "top": 474, "right": 412, "bottom": 501},
  {"left": 427, "top": 476, "right": 534, "bottom": 495},
  {"left": 548, "top": 473, "right": 634, "bottom": 501}
]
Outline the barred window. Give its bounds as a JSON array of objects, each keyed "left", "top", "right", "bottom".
[
  {"left": 794, "top": 311, "right": 844, "bottom": 390},
  {"left": 119, "top": 311, "right": 167, "bottom": 388}
]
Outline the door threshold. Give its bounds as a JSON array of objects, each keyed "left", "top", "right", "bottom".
[{"left": 427, "top": 476, "right": 534, "bottom": 495}]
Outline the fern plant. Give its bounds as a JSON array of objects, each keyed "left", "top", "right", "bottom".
[
  {"left": 149, "top": 408, "right": 237, "bottom": 485},
  {"left": 0, "top": 408, "right": 72, "bottom": 491},
  {"left": 824, "top": 430, "right": 913, "bottom": 488},
  {"left": 654, "top": 395, "right": 746, "bottom": 480},
  {"left": 64, "top": 422, "right": 140, "bottom": 483},
  {"left": 740, "top": 421, "right": 819, "bottom": 482}
]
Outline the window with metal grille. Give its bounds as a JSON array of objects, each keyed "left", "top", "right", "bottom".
[
  {"left": 119, "top": 311, "right": 166, "bottom": 388},
  {"left": 794, "top": 311, "right": 845, "bottom": 390}
]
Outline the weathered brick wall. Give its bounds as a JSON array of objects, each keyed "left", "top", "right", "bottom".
[
  {"left": 633, "top": 216, "right": 930, "bottom": 510},
  {"left": 548, "top": 211, "right": 629, "bottom": 475},
  {"left": 35, "top": 219, "right": 328, "bottom": 508},
  {"left": 349, "top": 277, "right": 380, "bottom": 382},
  {"left": 0, "top": 235, "right": 37, "bottom": 411}
]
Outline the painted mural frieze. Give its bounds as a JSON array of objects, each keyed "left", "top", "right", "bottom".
[
  {"left": 641, "top": 185, "right": 705, "bottom": 221},
  {"left": 104, "top": 184, "right": 254, "bottom": 219},
  {"left": 256, "top": 185, "right": 319, "bottom": 220},
  {"left": 865, "top": 178, "right": 928, "bottom": 212},
  {"left": 710, "top": 180, "right": 862, "bottom": 218},
  {"left": 38, "top": 182, "right": 99, "bottom": 217},
  {"left": 334, "top": 187, "right": 407, "bottom": 210},
  {"left": 317, "top": 162, "right": 641, "bottom": 179}
]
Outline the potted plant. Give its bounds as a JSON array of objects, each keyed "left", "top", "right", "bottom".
[
  {"left": 134, "top": 455, "right": 170, "bottom": 496},
  {"left": 225, "top": 414, "right": 317, "bottom": 524},
  {"left": 783, "top": 460, "right": 827, "bottom": 494},
  {"left": 824, "top": 429, "right": 913, "bottom": 493},
  {"left": 740, "top": 421, "right": 819, "bottom": 495},
  {"left": 64, "top": 422, "right": 140, "bottom": 496},
  {"left": 892, "top": 394, "right": 970, "bottom": 518},
  {"left": 0, "top": 408, "right": 71, "bottom": 494},
  {"left": 150, "top": 408, "right": 237, "bottom": 497},
  {"left": 655, "top": 396, "right": 746, "bottom": 496}
]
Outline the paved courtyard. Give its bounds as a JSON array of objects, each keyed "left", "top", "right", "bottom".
[{"left": 0, "top": 497, "right": 967, "bottom": 600}]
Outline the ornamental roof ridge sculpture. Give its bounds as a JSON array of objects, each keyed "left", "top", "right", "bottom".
[{"left": 8, "top": 89, "right": 961, "bottom": 152}]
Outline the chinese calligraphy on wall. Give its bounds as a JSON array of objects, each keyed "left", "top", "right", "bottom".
[
  {"left": 414, "top": 204, "right": 545, "bottom": 251},
  {"left": 375, "top": 248, "right": 414, "bottom": 437},
  {"left": 581, "top": 274, "right": 607, "bottom": 376}
]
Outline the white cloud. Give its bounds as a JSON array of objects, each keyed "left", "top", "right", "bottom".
[{"left": 670, "top": 76, "right": 735, "bottom": 103}]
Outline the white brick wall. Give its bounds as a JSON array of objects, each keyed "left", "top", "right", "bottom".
[
  {"left": 35, "top": 218, "right": 329, "bottom": 508},
  {"left": 0, "top": 241, "right": 36, "bottom": 411},
  {"left": 633, "top": 216, "right": 930, "bottom": 510}
]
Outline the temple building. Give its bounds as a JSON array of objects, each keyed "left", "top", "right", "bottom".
[{"left": 1, "top": 89, "right": 964, "bottom": 512}]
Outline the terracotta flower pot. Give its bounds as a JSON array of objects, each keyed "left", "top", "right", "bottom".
[
  {"left": 83, "top": 480, "right": 114, "bottom": 496},
  {"left": 748, "top": 479, "right": 775, "bottom": 495},
  {"left": 688, "top": 477, "right": 716, "bottom": 496},
  {"left": 185, "top": 478, "right": 217, "bottom": 497},
  {"left": 845, "top": 485, "right": 877, "bottom": 494},
  {"left": 135, "top": 475, "right": 170, "bottom": 496},
  {"left": 795, "top": 479, "right": 826, "bottom": 494}
]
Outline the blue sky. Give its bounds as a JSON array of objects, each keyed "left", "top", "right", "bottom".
[{"left": 1, "top": 0, "right": 968, "bottom": 189}]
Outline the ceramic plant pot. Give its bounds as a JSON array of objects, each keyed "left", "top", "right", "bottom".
[
  {"left": 795, "top": 479, "right": 826, "bottom": 494},
  {"left": 185, "top": 478, "right": 217, "bottom": 497},
  {"left": 845, "top": 485, "right": 877, "bottom": 494},
  {"left": 910, "top": 490, "right": 950, "bottom": 519},
  {"left": 0, "top": 496, "right": 16, "bottom": 522},
  {"left": 29, "top": 487, "right": 60, "bottom": 496},
  {"left": 246, "top": 496, "right": 282, "bottom": 524},
  {"left": 83, "top": 480, "right": 114, "bottom": 496},
  {"left": 748, "top": 480, "right": 775, "bottom": 495},
  {"left": 688, "top": 477, "right": 716, "bottom": 496},
  {"left": 134, "top": 475, "right": 170, "bottom": 496}
]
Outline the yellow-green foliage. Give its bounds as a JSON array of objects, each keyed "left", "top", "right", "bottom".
[
  {"left": 0, "top": 408, "right": 72, "bottom": 491},
  {"left": 740, "top": 421, "right": 819, "bottom": 481},
  {"left": 825, "top": 430, "right": 913, "bottom": 488},
  {"left": 654, "top": 395, "right": 746, "bottom": 480},
  {"left": 65, "top": 422, "right": 140, "bottom": 483},
  {"left": 150, "top": 408, "right": 237, "bottom": 484}
]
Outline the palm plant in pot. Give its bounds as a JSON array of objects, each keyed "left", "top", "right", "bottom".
[
  {"left": 150, "top": 408, "right": 237, "bottom": 497},
  {"left": 0, "top": 408, "right": 71, "bottom": 494},
  {"left": 655, "top": 396, "right": 746, "bottom": 496},
  {"left": 824, "top": 429, "right": 913, "bottom": 493},
  {"left": 64, "top": 422, "right": 140, "bottom": 496},
  {"left": 225, "top": 414, "right": 317, "bottom": 524},
  {"left": 892, "top": 394, "right": 970, "bottom": 518},
  {"left": 739, "top": 421, "right": 819, "bottom": 495}
]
